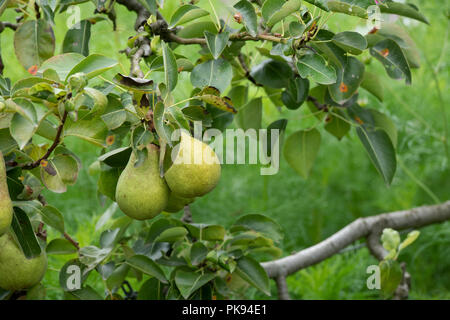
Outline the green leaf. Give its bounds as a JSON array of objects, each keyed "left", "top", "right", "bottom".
[
  {"left": 297, "top": 54, "right": 337, "bottom": 85},
  {"left": 175, "top": 269, "right": 216, "bottom": 299},
  {"left": 186, "top": 224, "right": 226, "bottom": 241},
  {"left": 65, "top": 286, "right": 103, "bottom": 300},
  {"left": 46, "top": 238, "right": 77, "bottom": 255},
  {"left": 232, "top": 214, "right": 283, "bottom": 243},
  {"left": 380, "top": 2, "right": 429, "bottom": 24},
  {"left": 360, "top": 71, "right": 384, "bottom": 102},
  {"left": 282, "top": 77, "right": 309, "bottom": 110},
  {"left": 355, "top": 122, "right": 397, "bottom": 185},
  {"left": 197, "top": 87, "right": 237, "bottom": 114},
  {"left": 98, "top": 147, "right": 132, "bottom": 168},
  {"left": 312, "top": 30, "right": 347, "bottom": 68},
  {"left": 154, "top": 227, "right": 188, "bottom": 243},
  {"left": 289, "top": 21, "right": 306, "bottom": 37},
  {"left": 40, "top": 159, "right": 67, "bottom": 193},
  {"left": 40, "top": 205, "right": 65, "bottom": 234},
  {"left": 250, "top": 59, "right": 293, "bottom": 89},
  {"left": 106, "top": 264, "right": 130, "bottom": 291},
  {"left": 52, "top": 154, "right": 79, "bottom": 185},
  {"left": 328, "top": 56, "right": 365, "bottom": 104},
  {"left": 370, "top": 39, "right": 411, "bottom": 85},
  {"left": 97, "top": 166, "right": 121, "bottom": 201},
  {"left": 66, "top": 54, "right": 117, "bottom": 81},
  {"left": 64, "top": 117, "right": 108, "bottom": 147},
  {"left": 368, "top": 23, "right": 421, "bottom": 69},
  {"left": 324, "top": 110, "right": 350, "bottom": 140},
  {"left": 126, "top": 255, "right": 168, "bottom": 283},
  {"left": 399, "top": 230, "right": 420, "bottom": 251},
  {"left": 332, "top": 31, "right": 367, "bottom": 55},
  {"left": 112, "top": 73, "right": 154, "bottom": 93},
  {"left": 10, "top": 207, "right": 42, "bottom": 259},
  {"left": 205, "top": 31, "right": 230, "bottom": 60},
  {"left": 39, "top": 53, "right": 85, "bottom": 80},
  {"left": 381, "top": 228, "right": 401, "bottom": 251},
  {"left": 101, "top": 110, "right": 127, "bottom": 130},
  {"left": 138, "top": 278, "right": 165, "bottom": 300},
  {"left": 63, "top": 20, "right": 91, "bottom": 56},
  {"left": 233, "top": 0, "right": 258, "bottom": 37},
  {"left": 153, "top": 101, "right": 173, "bottom": 146},
  {"left": 235, "top": 97, "right": 262, "bottom": 131},
  {"left": 14, "top": 20, "right": 55, "bottom": 71},
  {"left": 235, "top": 256, "right": 270, "bottom": 295},
  {"left": 161, "top": 41, "right": 178, "bottom": 92},
  {"left": 10, "top": 112, "right": 37, "bottom": 150},
  {"left": 261, "top": 0, "right": 283, "bottom": 22},
  {"left": 283, "top": 129, "right": 321, "bottom": 179},
  {"left": 380, "top": 260, "right": 402, "bottom": 296},
  {"left": 191, "top": 59, "right": 233, "bottom": 93},
  {"left": 177, "top": 21, "right": 217, "bottom": 39},
  {"left": 169, "top": 5, "right": 209, "bottom": 28},
  {"left": 138, "top": 0, "right": 157, "bottom": 15},
  {"left": 266, "top": 0, "right": 302, "bottom": 27},
  {"left": 327, "top": 1, "right": 368, "bottom": 19},
  {"left": 0, "top": 128, "right": 18, "bottom": 155},
  {"left": 190, "top": 242, "right": 208, "bottom": 266}
]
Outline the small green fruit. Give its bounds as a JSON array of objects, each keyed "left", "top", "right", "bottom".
[
  {"left": 0, "top": 152, "right": 13, "bottom": 236},
  {"left": 165, "top": 132, "right": 221, "bottom": 198},
  {"left": 164, "top": 192, "right": 194, "bottom": 213},
  {"left": 0, "top": 233, "right": 47, "bottom": 291},
  {"left": 115, "top": 145, "right": 169, "bottom": 220}
]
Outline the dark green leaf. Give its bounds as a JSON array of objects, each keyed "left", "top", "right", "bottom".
[{"left": 63, "top": 20, "right": 91, "bottom": 56}]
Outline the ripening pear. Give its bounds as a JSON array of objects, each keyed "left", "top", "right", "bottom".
[
  {"left": 164, "top": 192, "right": 194, "bottom": 213},
  {"left": 0, "top": 152, "right": 13, "bottom": 236},
  {"left": 164, "top": 131, "right": 221, "bottom": 198},
  {"left": 115, "top": 145, "right": 170, "bottom": 220},
  {"left": 0, "top": 233, "right": 47, "bottom": 291}
]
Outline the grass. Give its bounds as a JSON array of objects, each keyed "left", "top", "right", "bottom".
[{"left": 1, "top": 1, "right": 449, "bottom": 299}]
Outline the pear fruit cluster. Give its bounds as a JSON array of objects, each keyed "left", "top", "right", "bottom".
[
  {"left": 115, "top": 132, "right": 221, "bottom": 220},
  {"left": 0, "top": 233, "right": 48, "bottom": 291},
  {"left": 0, "top": 152, "right": 13, "bottom": 236}
]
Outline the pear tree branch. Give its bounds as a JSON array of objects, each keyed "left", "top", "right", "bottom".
[{"left": 263, "top": 201, "right": 450, "bottom": 280}]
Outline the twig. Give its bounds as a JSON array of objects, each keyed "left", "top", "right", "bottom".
[
  {"left": 21, "top": 111, "right": 68, "bottom": 170},
  {"left": 306, "top": 95, "right": 328, "bottom": 111},
  {"left": 64, "top": 232, "right": 80, "bottom": 251}
]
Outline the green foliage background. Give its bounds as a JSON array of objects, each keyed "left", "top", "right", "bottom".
[{"left": 1, "top": 1, "right": 448, "bottom": 299}]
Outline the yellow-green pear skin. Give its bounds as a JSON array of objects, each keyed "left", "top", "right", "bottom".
[
  {"left": 164, "top": 193, "right": 194, "bottom": 213},
  {"left": 115, "top": 145, "right": 169, "bottom": 220},
  {"left": 0, "top": 152, "right": 13, "bottom": 236},
  {"left": 165, "top": 132, "right": 221, "bottom": 198},
  {"left": 0, "top": 233, "right": 47, "bottom": 291}
]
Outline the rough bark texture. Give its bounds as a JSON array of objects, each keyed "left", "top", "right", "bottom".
[{"left": 262, "top": 201, "right": 450, "bottom": 278}]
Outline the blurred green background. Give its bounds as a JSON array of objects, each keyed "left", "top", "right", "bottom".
[{"left": 1, "top": 1, "right": 448, "bottom": 299}]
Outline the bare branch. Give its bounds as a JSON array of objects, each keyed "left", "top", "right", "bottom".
[
  {"left": 115, "top": 0, "right": 150, "bottom": 30},
  {"left": 275, "top": 275, "right": 291, "bottom": 300},
  {"left": 262, "top": 201, "right": 450, "bottom": 278}
]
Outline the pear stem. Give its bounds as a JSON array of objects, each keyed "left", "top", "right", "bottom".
[{"left": 181, "top": 205, "right": 193, "bottom": 224}]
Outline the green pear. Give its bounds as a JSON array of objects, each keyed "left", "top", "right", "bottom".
[
  {"left": 165, "top": 131, "right": 221, "bottom": 198},
  {"left": 115, "top": 145, "right": 169, "bottom": 220},
  {"left": 164, "top": 192, "right": 194, "bottom": 213},
  {"left": 0, "top": 233, "right": 47, "bottom": 291},
  {"left": 0, "top": 152, "right": 13, "bottom": 236}
]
